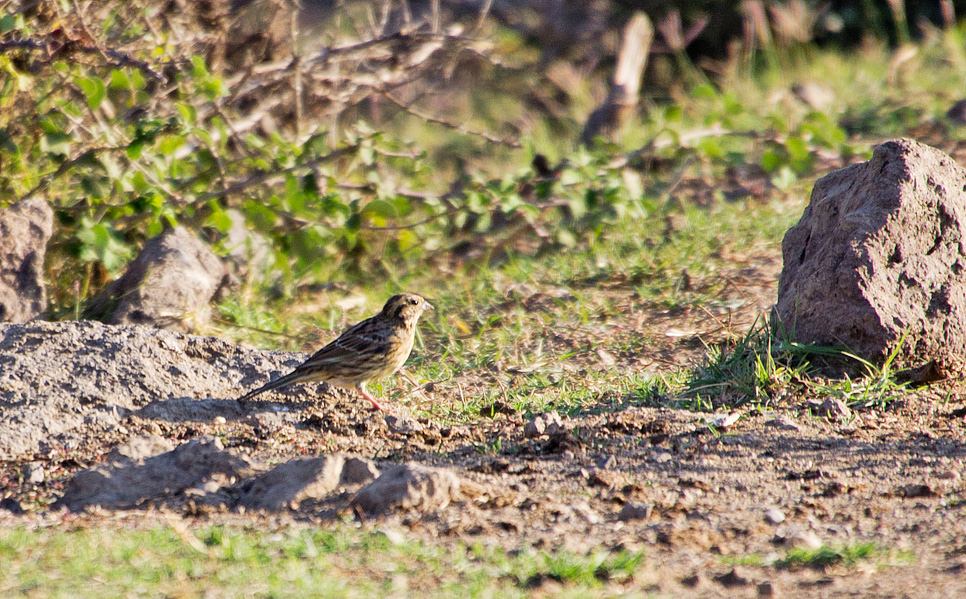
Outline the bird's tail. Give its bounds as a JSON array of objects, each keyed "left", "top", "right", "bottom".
[{"left": 237, "top": 370, "right": 305, "bottom": 402}]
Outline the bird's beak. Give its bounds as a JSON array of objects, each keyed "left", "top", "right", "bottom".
[{"left": 424, "top": 301, "right": 434, "bottom": 311}]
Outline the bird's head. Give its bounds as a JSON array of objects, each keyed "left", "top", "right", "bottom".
[{"left": 382, "top": 293, "right": 433, "bottom": 325}]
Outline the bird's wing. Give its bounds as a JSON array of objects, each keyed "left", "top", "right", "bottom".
[{"left": 298, "top": 317, "right": 391, "bottom": 367}]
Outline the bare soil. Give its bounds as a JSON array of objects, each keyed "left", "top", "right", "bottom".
[{"left": 2, "top": 255, "right": 966, "bottom": 598}]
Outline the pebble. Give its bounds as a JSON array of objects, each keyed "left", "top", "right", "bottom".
[
  {"left": 597, "top": 454, "right": 617, "bottom": 469},
  {"left": 213, "top": 416, "right": 227, "bottom": 425},
  {"left": 789, "top": 529, "right": 823, "bottom": 550},
  {"left": 764, "top": 508, "right": 786, "bottom": 525},
  {"left": 813, "top": 398, "right": 851, "bottom": 421},
  {"left": 617, "top": 501, "right": 652, "bottom": 522},
  {"left": 24, "top": 462, "right": 44, "bottom": 485},
  {"left": 524, "top": 412, "right": 563, "bottom": 438},
  {"left": 765, "top": 416, "right": 801, "bottom": 431}
]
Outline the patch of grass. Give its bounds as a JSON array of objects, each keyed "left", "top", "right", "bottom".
[
  {"left": 641, "top": 319, "right": 912, "bottom": 413},
  {"left": 0, "top": 524, "right": 646, "bottom": 599},
  {"left": 775, "top": 542, "right": 913, "bottom": 570},
  {"left": 680, "top": 320, "right": 812, "bottom": 410}
]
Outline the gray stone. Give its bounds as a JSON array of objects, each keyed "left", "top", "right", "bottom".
[
  {"left": 524, "top": 412, "right": 563, "bottom": 438},
  {"left": 0, "top": 198, "right": 53, "bottom": 323},
  {"left": 814, "top": 398, "right": 852, "bottom": 421},
  {"left": 764, "top": 508, "right": 786, "bottom": 525},
  {"left": 24, "top": 462, "right": 45, "bottom": 485},
  {"left": 85, "top": 227, "right": 237, "bottom": 331},
  {"left": 617, "top": 501, "right": 652, "bottom": 521},
  {"left": 776, "top": 139, "right": 966, "bottom": 373}
]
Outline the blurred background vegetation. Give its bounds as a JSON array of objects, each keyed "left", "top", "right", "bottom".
[{"left": 2, "top": 0, "right": 966, "bottom": 341}]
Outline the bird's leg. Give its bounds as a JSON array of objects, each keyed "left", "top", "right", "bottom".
[{"left": 356, "top": 384, "right": 388, "bottom": 412}]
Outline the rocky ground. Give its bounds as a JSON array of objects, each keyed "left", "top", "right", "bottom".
[{"left": 2, "top": 276, "right": 966, "bottom": 598}]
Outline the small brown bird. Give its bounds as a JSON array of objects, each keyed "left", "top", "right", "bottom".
[{"left": 239, "top": 293, "right": 432, "bottom": 411}]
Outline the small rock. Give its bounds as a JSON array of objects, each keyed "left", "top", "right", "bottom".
[
  {"left": 789, "top": 529, "right": 823, "bottom": 550},
  {"left": 765, "top": 416, "right": 801, "bottom": 431},
  {"left": 617, "top": 501, "right": 652, "bottom": 522},
  {"left": 597, "top": 454, "right": 617, "bottom": 469},
  {"left": 654, "top": 452, "right": 673, "bottom": 464},
  {"left": 707, "top": 412, "right": 741, "bottom": 428},
  {"left": 569, "top": 502, "right": 601, "bottom": 524},
  {"left": 935, "top": 469, "right": 960, "bottom": 480},
  {"left": 385, "top": 410, "right": 423, "bottom": 434},
  {"left": 24, "top": 462, "right": 45, "bottom": 485},
  {"left": 588, "top": 469, "right": 624, "bottom": 489},
  {"left": 524, "top": 412, "right": 563, "bottom": 438},
  {"left": 764, "top": 508, "right": 786, "bottom": 525},
  {"left": 898, "top": 483, "right": 938, "bottom": 498},
  {"left": 213, "top": 416, "right": 227, "bottom": 425},
  {"left": 948, "top": 99, "right": 966, "bottom": 125},
  {"left": 377, "top": 527, "right": 407, "bottom": 546},
  {"left": 56, "top": 436, "right": 254, "bottom": 511},
  {"left": 596, "top": 348, "right": 617, "bottom": 366},
  {"left": 713, "top": 568, "right": 750, "bottom": 588},
  {"left": 814, "top": 398, "right": 851, "bottom": 421}
]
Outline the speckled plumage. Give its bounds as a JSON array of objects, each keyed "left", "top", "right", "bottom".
[{"left": 238, "top": 294, "right": 432, "bottom": 410}]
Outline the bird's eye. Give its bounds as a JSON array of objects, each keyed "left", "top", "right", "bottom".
[{"left": 409, "top": 298, "right": 418, "bottom": 305}]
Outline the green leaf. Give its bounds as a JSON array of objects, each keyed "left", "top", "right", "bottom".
[
  {"left": 364, "top": 199, "right": 397, "bottom": 219},
  {"left": 109, "top": 69, "right": 131, "bottom": 90},
  {"left": 761, "top": 150, "right": 784, "bottom": 173},
  {"left": 692, "top": 84, "right": 718, "bottom": 100},
  {"left": 76, "top": 77, "right": 107, "bottom": 110},
  {"left": 0, "top": 13, "right": 25, "bottom": 32}
]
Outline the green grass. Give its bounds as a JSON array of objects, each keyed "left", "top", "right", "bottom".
[
  {"left": 0, "top": 524, "right": 645, "bottom": 599},
  {"left": 775, "top": 543, "right": 914, "bottom": 570}
]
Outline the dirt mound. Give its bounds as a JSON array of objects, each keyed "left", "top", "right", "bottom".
[
  {"left": 55, "top": 435, "right": 406, "bottom": 514},
  {"left": 0, "top": 320, "right": 306, "bottom": 460},
  {"left": 56, "top": 435, "right": 256, "bottom": 511},
  {"left": 777, "top": 138, "right": 966, "bottom": 373}
]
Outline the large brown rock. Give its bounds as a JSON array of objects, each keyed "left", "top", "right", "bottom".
[
  {"left": 0, "top": 199, "right": 53, "bottom": 323},
  {"left": 776, "top": 138, "right": 966, "bottom": 373},
  {"left": 85, "top": 227, "right": 236, "bottom": 331}
]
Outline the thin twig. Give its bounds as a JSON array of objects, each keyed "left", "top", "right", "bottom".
[{"left": 382, "top": 91, "right": 520, "bottom": 147}]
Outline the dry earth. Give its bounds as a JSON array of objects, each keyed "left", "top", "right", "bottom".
[{"left": 2, "top": 256, "right": 966, "bottom": 598}]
